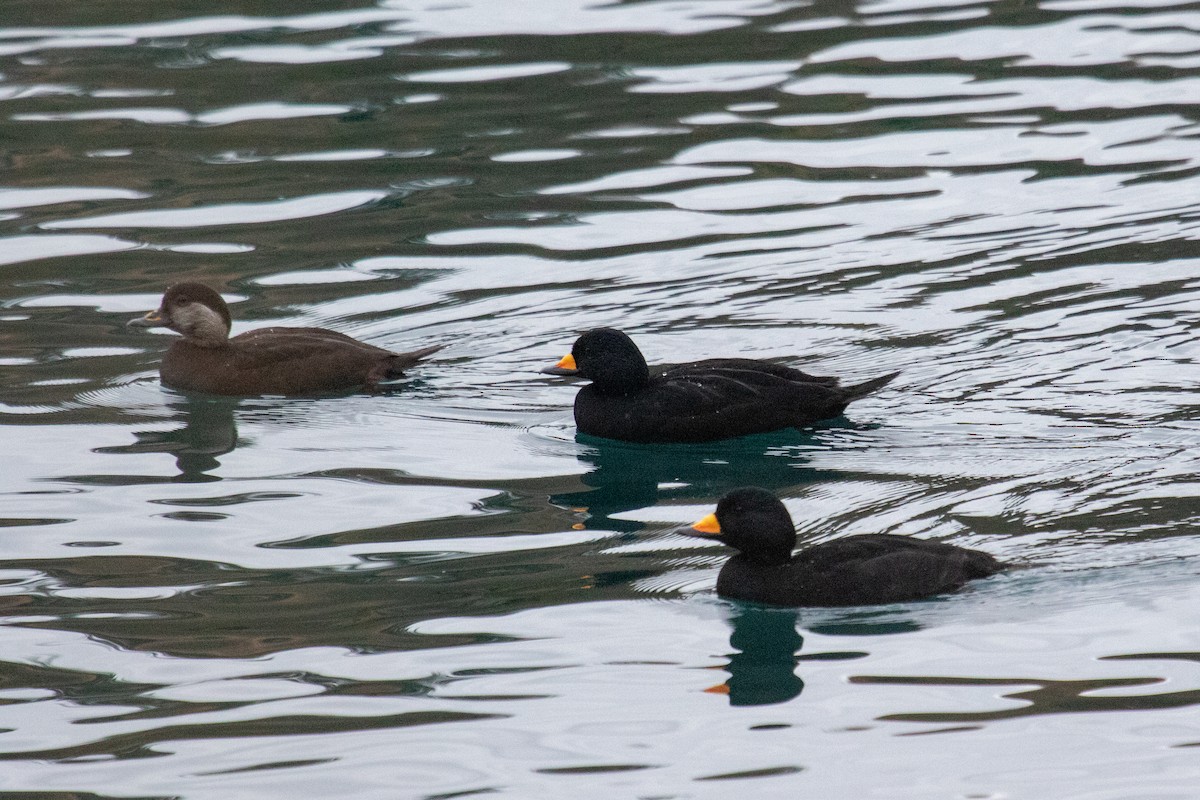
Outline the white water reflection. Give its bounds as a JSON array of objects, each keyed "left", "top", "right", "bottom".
[
  {"left": 0, "top": 187, "right": 148, "bottom": 210},
  {"left": 0, "top": 233, "right": 139, "bottom": 265},
  {"left": 42, "top": 190, "right": 387, "bottom": 229},
  {"left": 16, "top": 101, "right": 357, "bottom": 126},
  {"left": 813, "top": 13, "right": 1200, "bottom": 65}
]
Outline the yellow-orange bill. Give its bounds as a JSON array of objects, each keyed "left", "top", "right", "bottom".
[
  {"left": 704, "top": 683, "right": 731, "bottom": 695},
  {"left": 554, "top": 353, "right": 576, "bottom": 371},
  {"left": 690, "top": 513, "right": 721, "bottom": 535}
]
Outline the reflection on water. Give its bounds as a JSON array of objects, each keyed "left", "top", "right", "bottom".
[
  {"left": 859, "top": 668, "right": 1200, "bottom": 726},
  {"left": 98, "top": 395, "right": 241, "bottom": 481},
  {"left": 711, "top": 605, "right": 806, "bottom": 706},
  {"left": 806, "top": 611, "right": 927, "bottom": 638},
  {"left": 1, "top": 0, "right": 1199, "bottom": 796},
  {"left": 554, "top": 429, "right": 840, "bottom": 531}
]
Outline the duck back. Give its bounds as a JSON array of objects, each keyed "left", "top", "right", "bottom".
[
  {"left": 654, "top": 359, "right": 840, "bottom": 385},
  {"left": 715, "top": 534, "right": 1005, "bottom": 607},
  {"left": 161, "top": 328, "right": 439, "bottom": 396},
  {"left": 574, "top": 363, "right": 879, "bottom": 443}
]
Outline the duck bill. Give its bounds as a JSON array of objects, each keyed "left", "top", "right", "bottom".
[
  {"left": 681, "top": 512, "right": 723, "bottom": 539},
  {"left": 127, "top": 309, "right": 168, "bottom": 329},
  {"left": 540, "top": 352, "right": 579, "bottom": 376}
]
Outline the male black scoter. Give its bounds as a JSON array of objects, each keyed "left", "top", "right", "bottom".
[
  {"left": 683, "top": 487, "right": 1005, "bottom": 606},
  {"left": 128, "top": 282, "right": 440, "bottom": 396},
  {"left": 543, "top": 327, "right": 897, "bottom": 443}
]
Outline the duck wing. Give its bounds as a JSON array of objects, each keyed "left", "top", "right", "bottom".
[
  {"left": 656, "top": 359, "right": 839, "bottom": 385},
  {"left": 657, "top": 363, "right": 848, "bottom": 416},
  {"left": 232, "top": 327, "right": 381, "bottom": 350},
  {"left": 162, "top": 328, "right": 439, "bottom": 395},
  {"left": 573, "top": 351, "right": 898, "bottom": 442},
  {"left": 235, "top": 329, "right": 441, "bottom": 382},
  {"left": 575, "top": 364, "right": 851, "bottom": 442},
  {"left": 788, "top": 534, "right": 1005, "bottom": 605}
]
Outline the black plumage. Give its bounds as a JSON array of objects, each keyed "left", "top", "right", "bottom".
[
  {"left": 683, "top": 487, "right": 1006, "bottom": 607},
  {"left": 542, "top": 328, "right": 897, "bottom": 443}
]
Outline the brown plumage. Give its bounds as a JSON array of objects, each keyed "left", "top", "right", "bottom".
[{"left": 128, "top": 282, "right": 440, "bottom": 396}]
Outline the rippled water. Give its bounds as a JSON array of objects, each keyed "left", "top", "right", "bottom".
[{"left": 2, "top": 0, "right": 1199, "bottom": 797}]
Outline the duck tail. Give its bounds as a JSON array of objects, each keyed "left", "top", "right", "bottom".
[
  {"left": 968, "top": 551, "right": 1008, "bottom": 578},
  {"left": 402, "top": 344, "right": 444, "bottom": 362},
  {"left": 843, "top": 370, "right": 900, "bottom": 400},
  {"left": 384, "top": 344, "right": 444, "bottom": 376}
]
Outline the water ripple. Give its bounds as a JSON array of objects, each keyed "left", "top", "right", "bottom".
[{"left": 42, "top": 190, "right": 387, "bottom": 229}]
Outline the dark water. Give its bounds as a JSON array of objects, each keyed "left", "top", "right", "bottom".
[{"left": 2, "top": 0, "right": 1199, "bottom": 797}]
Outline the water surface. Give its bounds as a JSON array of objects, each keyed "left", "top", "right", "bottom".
[{"left": 1, "top": 0, "right": 1199, "bottom": 797}]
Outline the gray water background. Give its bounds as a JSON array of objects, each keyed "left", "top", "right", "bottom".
[{"left": 1, "top": 0, "right": 1199, "bottom": 797}]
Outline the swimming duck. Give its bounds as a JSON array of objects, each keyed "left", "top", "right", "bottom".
[
  {"left": 128, "top": 282, "right": 440, "bottom": 396},
  {"left": 683, "top": 487, "right": 1005, "bottom": 606},
  {"left": 542, "top": 327, "right": 898, "bottom": 443}
]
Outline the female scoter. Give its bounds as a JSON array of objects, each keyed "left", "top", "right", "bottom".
[
  {"left": 128, "top": 282, "right": 440, "bottom": 396},
  {"left": 683, "top": 487, "right": 1006, "bottom": 606},
  {"left": 542, "top": 327, "right": 898, "bottom": 443}
]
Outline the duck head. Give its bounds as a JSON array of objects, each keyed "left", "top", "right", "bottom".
[
  {"left": 543, "top": 327, "right": 650, "bottom": 394},
  {"left": 685, "top": 487, "right": 797, "bottom": 566},
  {"left": 128, "top": 282, "right": 232, "bottom": 348}
]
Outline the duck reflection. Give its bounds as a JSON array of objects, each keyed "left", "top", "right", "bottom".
[
  {"left": 553, "top": 431, "right": 833, "bottom": 532},
  {"left": 116, "top": 395, "right": 241, "bottom": 481},
  {"left": 804, "top": 610, "right": 925, "bottom": 638},
  {"left": 709, "top": 604, "right": 805, "bottom": 706}
]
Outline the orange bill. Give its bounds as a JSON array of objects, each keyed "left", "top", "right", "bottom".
[
  {"left": 541, "top": 352, "right": 580, "bottom": 376},
  {"left": 689, "top": 512, "right": 721, "bottom": 536}
]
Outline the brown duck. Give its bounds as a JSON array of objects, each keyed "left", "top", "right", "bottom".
[{"left": 128, "top": 282, "right": 440, "bottom": 396}]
